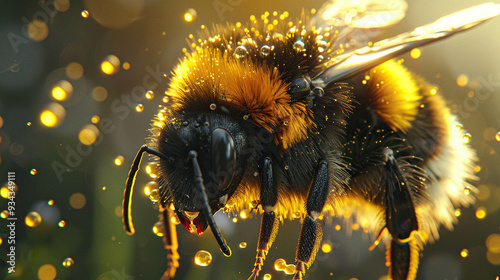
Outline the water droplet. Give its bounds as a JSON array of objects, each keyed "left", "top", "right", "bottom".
[
  {"left": 284, "top": 165, "right": 289, "bottom": 170},
  {"left": 62, "top": 257, "right": 74, "bottom": 267},
  {"left": 145, "top": 163, "right": 158, "bottom": 178},
  {"left": 48, "top": 200, "right": 54, "bottom": 205},
  {"left": 234, "top": 45, "right": 249, "bottom": 59},
  {"left": 464, "top": 187, "right": 471, "bottom": 195},
  {"left": 284, "top": 264, "right": 296, "bottom": 275},
  {"left": 163, "top": 96, "right": 169, "bottom": 103},
  {"left": 495, "top": 132, "right": 500, "bottom": 142},
  {"left": 460, "top": 249, "right": 469, "bottom": 258},
  {"left": 135, "top": 104, "right": 144, "bottom": 112},
  {"left": 204, "top": 122, "right": 210, "bottom": 127},
  {"left": 153, "top": 221, "right": 166, "bottom": 237},
  {"left": 26, "top": 121, "right": 32, "bottom": 126},
  {"left": 293, "top": 39, "right": 306, "bottom": 52},
  {"left": 58, "top": 220, "right": 66, "bottom": 227},
  {"left": 239, "top": 242, "right": 247, "bottom": 248},
  {"left": 81, "top": 10, "right": 89, "bottom": 18},
  {"left": 274, "top": 258, "right": 287, "bottom": 271},
  {"left": 30, "top": 169, "right": 37, "bottom": 175},
  {"left": 463, "top": 133, "right": 471, "bottom": 143},
  {"left": 149, "top": 189, "right": 160, "bottom": 203},
  {"left": 210, "top": 103, "right": 217, "bottom": 110},
  {"left": 253, "top": 172, "right": 259, "bottom": 176},
  {"left": 145, "top": 90, "right": 154, "bottom": 99},
  {"left": 317, "top": 40, "right": 328, "bottom": 52},
  {"left": 263, "top": 274, "right": 272, "bottom": 280},
  {"left": 194, "top": 250, "right": 212, "bottom": 266},
  {"left": 273, "top": 32, "right": 284, "bottom": 40},
  {"left": 25, "top": 211, "right": 42, "bottom": 227},
  {"left": 317, "top": 55, "right": 324, "bottom": 62},
  {"left": 1, "top": 210, "right": 9, "bottom": 219},
  {"left": 243, "top": 114, "right": 249, "bottom": 120},
  {"left": 101, "top": 55, "right": 120, "bottom": 75},
  {"left": 184, "top": 8, "right": 197, "bottom": 22},
  {"left": 260, "top": 45, "right": 271, "bottom": 57},
  {"left": 455, "top": 124, "right": 463, "bottom": 132}
]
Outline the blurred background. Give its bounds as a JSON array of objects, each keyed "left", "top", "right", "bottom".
[{"left": 0, "top": 0, "right": 499, "bottom": 279}]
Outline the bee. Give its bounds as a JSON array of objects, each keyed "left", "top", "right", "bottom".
[{"left": 122, "top": 1, "right": 500, "bottom": 279}]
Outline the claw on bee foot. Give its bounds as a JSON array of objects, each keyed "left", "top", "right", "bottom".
[{"left": 292, "top": 261, "right": 307, "bottom": 280}]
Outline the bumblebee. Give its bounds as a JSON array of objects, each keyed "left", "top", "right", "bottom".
[{"left": 122, "top": 2, "right": 500, "bottom": 279}]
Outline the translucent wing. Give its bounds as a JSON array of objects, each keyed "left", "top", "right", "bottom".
[
  {"left": 310, "top": 0, "right": 408, "bottom": 49},
  {"left": 312, "top": 2, "right": 500, "bottom": 87}
]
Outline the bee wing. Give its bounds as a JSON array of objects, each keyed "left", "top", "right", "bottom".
[
  {"left": 310, "top": 0, "right": 408, "bottom": 49},
  {"left": 312, "top": 3, "right": 500, "bottom": 87}
]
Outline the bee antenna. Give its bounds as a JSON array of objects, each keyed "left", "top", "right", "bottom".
[
  {"left": 188, "top": 150, "right": 232, "bottom": 257},
  {"left": 123, "top": 145, "right": 170, "bottom": 235}
]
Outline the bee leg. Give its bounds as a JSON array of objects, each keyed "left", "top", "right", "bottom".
[
  {"left": 293, "top": 160, "right": 329, "bottom": 280},
  {"left": 247, "top": 157, "right": 279, "bottom": 280},
  {"left": 159, "top": 205, "right": 179, "bottom": 280},
  {"left": 382, "top": 149, "right": 419, "bottom": 280}
]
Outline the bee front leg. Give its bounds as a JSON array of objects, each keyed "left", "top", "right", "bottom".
[
  {"left": 382, "top": 149, "right": 420, "bottom": 280},
  {"left": 247, "top": 157, "right": 280, "bottom": 280},
  {"left": 293, "top": 160, "right": 329, "bottom": 280},
  {"left": 160, "top": 205, "right": 179, "bottom": 280}
]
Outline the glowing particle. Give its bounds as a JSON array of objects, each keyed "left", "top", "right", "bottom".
[
  {"left": 194, "top": 250, "right": 212, "bottom": 266},
  {"left": 69, "top": 193, "right": 86, "bottom": 209},
  {"left": 51, "top": 80, "right": 73, "bottom": 101},
  {"left": 58, "top": 220, "right": 66, "bottom": 227},
  {"left": 114, "top": 155, "right": 125, "bottom": 166},
  {"left": 475, "top": 207, "right": 487, "bottom": 219},
  {"left": 263, "top": 274, "right": 272, "bottom": 280},
  {"left": 0, "top": 237, "right": 2, "bottom": 245},
  {"left": 40, "top": 103, "right": 66, "bottom": 128},
  {"left": 274, "top": 258, "right": 287, "bottom": 271},
  {"left": 30, "top": 169, "right": 37, "bottom": 175},
  {"left": 91, "top": 115, "right": 100, "bottom": 124},
  {"left": 1, "top": 187, "right": 10, "bottom": 198},
  {"left": 454, "top": 209, "right": 461, "bottom": 217},
  {"left": 38, "top": 264, "right": 57, "bottom": 280},
  {"left": 184, "top": 8, "right": 197, "bottom": 22},
  {"left": 81, "top": 10, "right": 89, "bottom": 18},
  {"left": 163, "top": 96, "right": 169, "bottom": 103},
  {"left": 62, "top": 257, "right": 74, "bottom": 267},
  {"left": 335, "top": 224, "right": 341, "bottom": 231},
  {"left": 101, "top": 55, "right": 120, "bottom": 75},
  {"left": 92, "top": 86, "right": 108, "bottom": 101},
  {"left": 28, "top": 20, "right": 49, "bottom": 42},
  {"left": 135, "top": 104, "right": 144, "bottom": 112},
  {"left": 122, "top": 62, "right": 130, "bottom": 70},
  {"left": 410, "top": 48, "right": 421, "bottom": 59},
  {"left": 1, "top": 210, "right": 9, "bottom": 219},
  {"left": 232, "top": 217, "right": 238, "bottom": 223},
  {"left": 78, "top": 124, "right": 99, "bottom": 145},
  {"left": 153, "top": 221, "right": 166, "bottom": 237},
  {"left": 293, "top": 39, "right": 306, "bottom": 52},
  {"left": 25, "top": 211, "right": 42, "bottom": 227},
  {"left": 27, "top": 121, "right": 32, "bottom": 126},
  {"left": 463, "top": 133, "right": 471, "bottom": 143},
  {"left": 321, "top": 242, "right": 332, "bottom": 253},
  {"left": 48, "top": 199, "right": 54, "bottom": 205},
  {"left": 455, "top": 124, "right": 463, "bottom": 132},
  {"left": 102, "top": 186, "right": 106, "bottom": 190},
  {"left": 240, "top": 210, "right": 248, "bottom": 219},
  {"left": 145, "top": 90, "right": 154, "bottom": 99},
  {"left": 460, "top": 249, "right": 469, "bottom": 258},
  {"left": 284, "top": 264, "right": 296, "bottom": 275},
  {"left": 456, "top": 74, "right": 469, "bottom": 87},
  {"left": 486, "top": 233, "right": 500, "bottom": 253},
  {"left": 496, "top": 132, "right": 500, "bottom": 142},
  {"left": 464, "top": 187, "right": 471, "bottom": 196},
  {"left": 239, "top": 242, "right": 247, "bottom": 249},
  {"left": 430, "top": 88, "right": 437, "bottom": 95}
]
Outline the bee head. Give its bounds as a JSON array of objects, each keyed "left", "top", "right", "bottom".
[{"left": 154, "top": 111, "right": 249, "bottom": 236}]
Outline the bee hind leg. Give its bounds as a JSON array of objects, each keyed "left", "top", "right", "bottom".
[
  {"left": 382, "top": 148, "right": 420, "bottom": 280},
  {"left": 292, "top": 160, "right": 329, "bottom": 280},
  {"left": 247, "top": 157, "right": 280, "bottom": 280},
  {"left": 159, "top": 205, "right": 179, "bottom": 280}
]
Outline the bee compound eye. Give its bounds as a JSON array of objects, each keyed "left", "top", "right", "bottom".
[{"left": 211, "top": 128, "right": 236, "bottom": 191}]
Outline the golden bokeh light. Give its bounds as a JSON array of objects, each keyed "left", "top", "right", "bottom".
[
  {"left": 38, "top": 264, "right": 57, "bottom": 280},
  {"left": 184, "top": 8, "right": 197, "bottom": 22},
  {"left": 25, "top": 212, "right": 42, "bottom": 227},
  {"left": 40, "top": 103, "right": 66, "bottom": 128},
  {"left": 486, "top": 233, "right": 500, "bottom": 253},
  {"left": 92, "top": 86, "right": 108, "bottom": 101},
  {"left": 194, "top": 250, "right": 212, "bottom": 266},
  {"left": 101, "top": 55, "right": 120, "bottom": 75},
  {"left": 456, "top": 74, "right": 469, "bottom": 87},
  {"left": 321, "top": 242, "right": 332, "bottom": 253},
  {"left": 410, "top": 48, "right": 421, "bottom": 59},
  {"left": 114, "top": 155, "right": 125, "bottom": 166},
  {"left": 78, "top": 124, "right": 99, "bottom": 145},
  {"left": 69, "top": 193, "right": 86, "bottom": 209},
  {"left": 51, "top": 80, "right": 73, "bottom": 101},
  {"left": 27, "top": 20, "right": 49, "bottom": 42},
  {"left": 54, "top": 0, "right": 70, "bottom": 12},
  {"left": 475, "top": 207, "right": 487, "bottom": 219},
  {"left": 65, "top": 62, "right": 84, "bottom": 79},
  {"left": 81, "top": 10, "right": 89, "bottom": 18}
]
